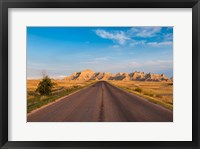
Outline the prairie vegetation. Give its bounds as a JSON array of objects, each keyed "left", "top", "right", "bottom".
[
  {"left": 27, "top": 78, "right": 173, "bottom": 113},
  {"left": 27, "top": 79, "right": 96, "bottom": 113},
  {"left": 107, "top": 80, "right": 173, "bottom": 110}
]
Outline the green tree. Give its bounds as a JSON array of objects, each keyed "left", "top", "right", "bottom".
[{"left": 36, "top": 75, "right": 54, "bottom": 95}]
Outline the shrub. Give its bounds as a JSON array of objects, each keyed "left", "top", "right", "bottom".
[
  {"left": 135, "top": 87, "right": 142, "bottom": 93},
  {"left": 168, "top": 83, "right": 173, "bottom": 86},
  {"left": 144, "top": 92, "right": 154, "bottom": 97},
  {"left": 36, "top": 76, "right": 54, "bottom": 95},
  {"left": 156, "top": 94, "right": 162, "bottom": 98},
  {"left": 28, "top": 91, "right": 39, "bottom": 96},
  {"left": 72, "top": 85, "right": 81, "bottom": 89}
]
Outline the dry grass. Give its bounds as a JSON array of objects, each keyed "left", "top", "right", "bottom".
[
  {"left": 107, "top": 80, "right": 173, "bottom": 110},
  {"left": 27, "top": 80, "right": 95, "bottom": 98},
  {"left": 27, "top": 79, "right": 173, "bottom": 112},
  {"left": 27, "top": 79, "right": 96, "bottom": 112},
  {"left": 27, "top": 79, "right": 94, "bottom": 90}
]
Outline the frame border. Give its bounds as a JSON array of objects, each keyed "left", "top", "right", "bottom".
[{"left": 0, "top": 0, "right": 199, "bottom": 148}]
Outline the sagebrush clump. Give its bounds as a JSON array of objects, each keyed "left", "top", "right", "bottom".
[
  {"left": 135, "top": 87, "right": 142, "bottom": 93},
  {"left": 36, "top": 76, "right": 54, "bottom": 95}
]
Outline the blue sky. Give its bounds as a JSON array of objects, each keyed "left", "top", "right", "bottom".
[{"left": 27, "top": 27, "right": 173, "bottom": 79}]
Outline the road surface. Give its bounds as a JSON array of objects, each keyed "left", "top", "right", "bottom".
[{"left": 28, "top": 81, "right": 173, "bottom": 122}]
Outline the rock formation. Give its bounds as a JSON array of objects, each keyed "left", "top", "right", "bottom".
[{"left": 64, "top": 69, "right": 171, "bottom": 82}]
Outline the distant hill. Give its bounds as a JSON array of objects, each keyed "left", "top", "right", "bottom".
[{"left": 64, "top": 69, "right": 172, "bottom": 82}]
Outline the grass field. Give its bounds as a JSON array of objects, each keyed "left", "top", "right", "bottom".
[
  {"left": 107, "top": 80, "right": 173, "bottom": 110},
  {"left": 27, "top": 79, "right": 173, "bottom": 113},
  {"left": 27, "top": 79, "right": 96, "bottom": 113}
]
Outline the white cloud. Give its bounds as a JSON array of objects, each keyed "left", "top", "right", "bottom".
[
  {"left": 147, "top": 41, "right": 173, "bottom": 46},
  {"left": 95, "top": 29, "right": 130, "bottom": 45},
  {"left": 94, "top": 57, "right": 108, "bottom": 61},
  {"left": 112, "top": 45, "right": 120, "bottom": 48},
  {"left": 164, "top": 33, "right": 173, "bottom": 41},
  {"left": 81, "top": 61, "right": 99, "bottom": 64},
  {"left": 129, "top": 40, "right": 146, "bottom": 46},
  {"left": 127, "top": 60, "right": 173, "bottom": 77},
  {"left": 146, "top": 60, "right": 172, "bottom": 66},
  {"left": 81, "top": 57, "right": 109, "bottom": 64},
  {"left": 50, "top": 75, "right": 66, "bottom": 79},
  {"left": 129, "top": 61, "right": 142, "bottom": 67},
  {"left": 95, "top": 27, "right": 172, "bottom": 48},
  {"left": 130, "top": 27, "right": 161, "bottom": 37},
  {"left": 95, "top": 60, "right": 173, "bottom": 76},
  {"left": 130, "top": 60, "right": 172, "bottom": 68},
  {"left": 166, "top": 27, "right": 173, "bottom": 30}
]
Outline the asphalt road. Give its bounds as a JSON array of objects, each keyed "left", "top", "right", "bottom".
[{"left": 28, "top": 81, "right": 173, "bottom": 122}]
